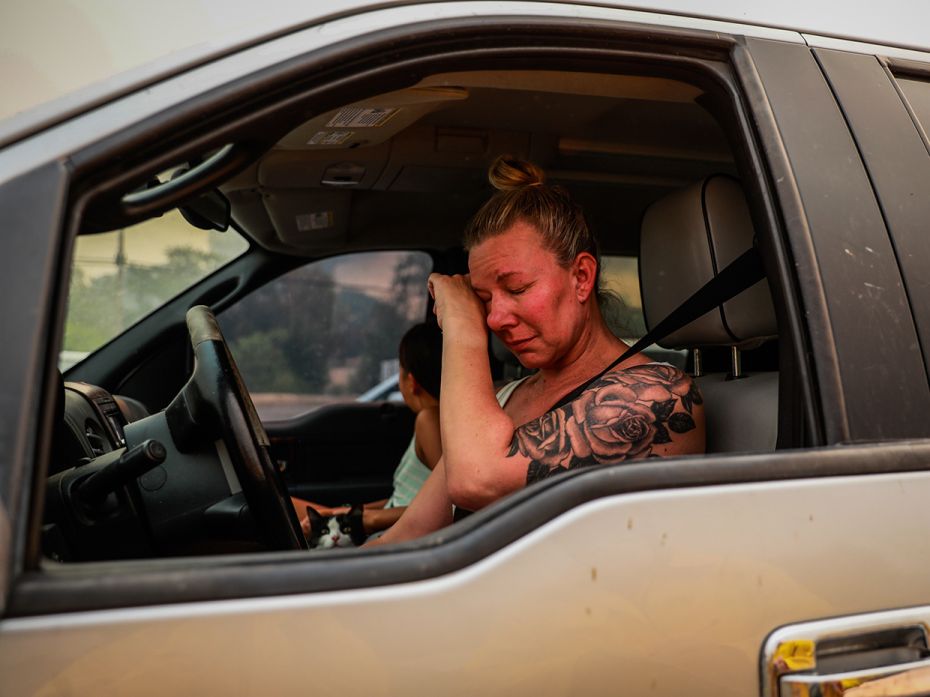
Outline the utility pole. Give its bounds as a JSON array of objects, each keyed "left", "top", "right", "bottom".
[{"left": 115, "top": 228, "right": 126, "bottom": 329}]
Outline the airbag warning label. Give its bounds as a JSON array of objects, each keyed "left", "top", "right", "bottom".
[
  {"left": 307, "top": 131, "right": 354, "bottom": 146},
  {"left": 296, "top": 211, "right": 334, "bottom": 231},
  {"left": 326, "top": 107, "right": 399, "bottom": 128}
]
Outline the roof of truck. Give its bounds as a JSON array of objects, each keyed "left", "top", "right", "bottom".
[{"left": 2, "top": 0, "right": 928, "bottom": 145}]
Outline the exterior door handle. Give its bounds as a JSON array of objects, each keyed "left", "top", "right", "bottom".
[
  {"left": 843, "top": 665, "right": 930, "bottom": 696},
  {"left": 779, "top": 658, "right": 930, "bottom": 696},
  {"left": 763, "top": 608, "right": 930, "bottom": 697}
]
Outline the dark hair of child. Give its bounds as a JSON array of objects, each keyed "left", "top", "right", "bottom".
[{"left": 398, "top": 322, "right": 443, "bottom": 399}]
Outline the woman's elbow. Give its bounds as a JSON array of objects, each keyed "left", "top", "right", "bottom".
[{"left": 446, "top": 466, "right": 509, "bottom": 511}]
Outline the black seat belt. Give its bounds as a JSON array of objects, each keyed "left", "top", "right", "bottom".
[{"left": 548, "top": 246, "right": 766, "bottom": 412}]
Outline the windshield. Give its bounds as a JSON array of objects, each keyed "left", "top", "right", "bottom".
[{"left": 61, "top": 210, "right": 248, "bottom": 370}]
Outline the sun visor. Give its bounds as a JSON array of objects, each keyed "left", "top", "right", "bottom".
[
  {"left": 258, "top": 140, "right": 391, "bottom": 189},
  {"left": 277, "top": 86, "right": 469, "bottom": 151},
  {"left": 263, "top": 189, "right": 350, "bottom": 247}
]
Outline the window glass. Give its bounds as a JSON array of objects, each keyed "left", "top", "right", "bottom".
[
  {"left": 898, "top": 76, "right": 930, "bottom": 141},
  {"left": 62, "top": 210, "right": 248, "bottom": 370},
  {"left": 220, "top": 251, "right": 432, "bottom": 421},
  {"left": 600, "top": 255, "right": 646, "bottom": 340},
  {"left": 601, "top": 255, "right": 688, "bottom": 368}
]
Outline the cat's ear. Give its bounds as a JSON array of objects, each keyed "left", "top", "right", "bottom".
[
  {"left": 306, "top": 507, "right": 323, "bottom": 525},
  {"left": 345, "top": 505, "right": 367, "bottom": 545}
]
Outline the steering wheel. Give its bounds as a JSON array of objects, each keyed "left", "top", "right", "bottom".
[{"left": 167, "top": 305, "right": 307, "bottom": 551}]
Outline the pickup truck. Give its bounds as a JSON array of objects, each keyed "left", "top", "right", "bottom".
[{"left": 3, "top": 2, "right": 930, "bottom": 696}]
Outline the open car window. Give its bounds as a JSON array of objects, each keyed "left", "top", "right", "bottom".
[{"left": 220, "top": 250, "right": 432, "bottom": 420}]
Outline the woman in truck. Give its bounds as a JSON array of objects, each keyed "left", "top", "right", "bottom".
[{"left": 369, "top": 156, "right": 706, "bottom": 545}]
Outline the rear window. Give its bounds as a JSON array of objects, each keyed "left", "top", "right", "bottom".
[
  {"left": 897, "top": 75, "right": 930, "bottom": 138},
  {"left": 601, "top": 255, "right": 646, "bottom": 339}
]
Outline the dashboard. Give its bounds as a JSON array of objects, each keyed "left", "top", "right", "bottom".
[{"left": 54, "top": 382, "right": 146, "bottom": 474}]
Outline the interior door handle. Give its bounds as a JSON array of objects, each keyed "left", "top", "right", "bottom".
[{"left": 763, "top": 610, "right": 930, "bottom": 697}]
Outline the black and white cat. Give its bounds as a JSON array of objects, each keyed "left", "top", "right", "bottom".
[{"left": 306, "top": 505, "right": 366, "bottom": 549}]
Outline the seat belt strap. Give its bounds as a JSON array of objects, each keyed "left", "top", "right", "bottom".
[{"left": 548, "top": 246, "right": 765, "bottom": 412}]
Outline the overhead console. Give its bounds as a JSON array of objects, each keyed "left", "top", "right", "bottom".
[
  {"left": 276, "top": 85, "right": 470, "bottom": 151},
  {"left": 226, "top": 69, "right": 734, "bottom": 255}
]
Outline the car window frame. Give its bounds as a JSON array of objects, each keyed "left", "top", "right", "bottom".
[{"left": 5, "top": 12, "right": 867, "bottom": 615}]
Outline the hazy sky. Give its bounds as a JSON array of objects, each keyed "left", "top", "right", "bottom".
[
  {"left": 5, "top": 1, "right": 930, "bottom": 126},
  {"left": 73, "top": 210, "right": 247, "bottom": 278}
]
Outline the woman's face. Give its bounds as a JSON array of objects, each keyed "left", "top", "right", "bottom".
[{"left": 469, "top": 220, "right": 591, "bottom": 369}]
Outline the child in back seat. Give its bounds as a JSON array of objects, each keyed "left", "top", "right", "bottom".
[{"left": 291, "top": 321, "right": 443, "bottom": 539}]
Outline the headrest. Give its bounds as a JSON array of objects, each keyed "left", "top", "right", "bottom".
[{"left": 639, "top": 175, "right": 777, "bottom": 350}]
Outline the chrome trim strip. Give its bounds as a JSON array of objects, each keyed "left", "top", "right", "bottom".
[{"left": 804, "top": 34, "right": 930, "bottom": 63}]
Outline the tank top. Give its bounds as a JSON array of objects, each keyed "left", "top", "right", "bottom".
[{"left": 385, "top": 435, "right": 432, "bottom": 509}]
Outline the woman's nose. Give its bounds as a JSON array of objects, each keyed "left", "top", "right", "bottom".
[{"left": 486, "top": 298, "right": 516, "bottom": 332}]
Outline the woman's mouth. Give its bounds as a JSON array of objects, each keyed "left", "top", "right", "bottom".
[{"left": 506, "top": 336, "right": 534, "bottom": 351}]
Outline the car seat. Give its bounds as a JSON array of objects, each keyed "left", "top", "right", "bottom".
[{"left": 640, "top": 175, "right": 779, "bottom": 453}]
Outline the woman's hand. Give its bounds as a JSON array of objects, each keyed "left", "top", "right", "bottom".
[{"left": 427, "top": 273, "right": 486, "bottom": 339}]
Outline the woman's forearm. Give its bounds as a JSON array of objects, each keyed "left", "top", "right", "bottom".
[
  {"left": 365, "top": 460, "right": 454, "bottom": 546},
  {"left": 439, "top": 326, "right": 519, "bottom": 508},
  {"left": 428, "top": 272, "right": 525, "bottom": 510}
]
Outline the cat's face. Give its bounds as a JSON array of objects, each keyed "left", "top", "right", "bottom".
[
  {"left": 307, "top": 506, "right": 366, "bottom": 549},
  {"left": 313, "top": 516, "right": 355, "bottom": 548}
]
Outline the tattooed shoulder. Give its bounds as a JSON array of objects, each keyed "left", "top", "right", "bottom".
[{"left": 510, "top": 363, "right": 703, "bottom": 485}]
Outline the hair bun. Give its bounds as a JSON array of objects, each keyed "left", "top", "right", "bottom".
[{"left": 488, "top": 155, "right": 545, "bottom": 191}]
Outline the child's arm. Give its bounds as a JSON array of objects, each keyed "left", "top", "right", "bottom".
[
  {"left": 414, "top": 406, "right": 442, "bottom": 470},
  {"left": 290, "top": 497, "right": 388, "bottom": 537},
  {"left": 362, "top": 505, "right": 406, "bottom": 533}
]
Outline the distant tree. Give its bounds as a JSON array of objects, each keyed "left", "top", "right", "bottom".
[
  {"left": 228, "top": 328, "right": 308, "bottom": 393},
  {"left": 391, "top": 252, "right": 432, "bottom": 322},
  {"left": 63, "top": 266, "right": 117, "bottom": 351},
  {"left": 601, "top": 290, "right": 647, "bottom": 339},
  {"left": 222, "top": 263, "right": 335, "bottom": 394},
  {"left": 64, "top": 245, "right": 226, "bottom": 353}
]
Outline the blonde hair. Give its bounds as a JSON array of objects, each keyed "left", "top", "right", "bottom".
[{"left": 464, "top": 155, "right": 602, "bottom": 293}]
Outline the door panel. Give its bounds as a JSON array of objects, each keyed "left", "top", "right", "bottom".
[
  {"left": 6, "top": 467, "right": 930, "bottom": 696},
  {"left": 815, "top": 48, "right": 930, "bottom": 398},
  {"left": 743, "top": 37, "right": 930, "bottom": 442},
  {"left": 266, "top": 401, "right": 414, "bottom": 504}
]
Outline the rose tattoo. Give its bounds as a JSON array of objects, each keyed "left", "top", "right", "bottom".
[{"left": 510, "top": 364, "right": 702, "bottom": 485}]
